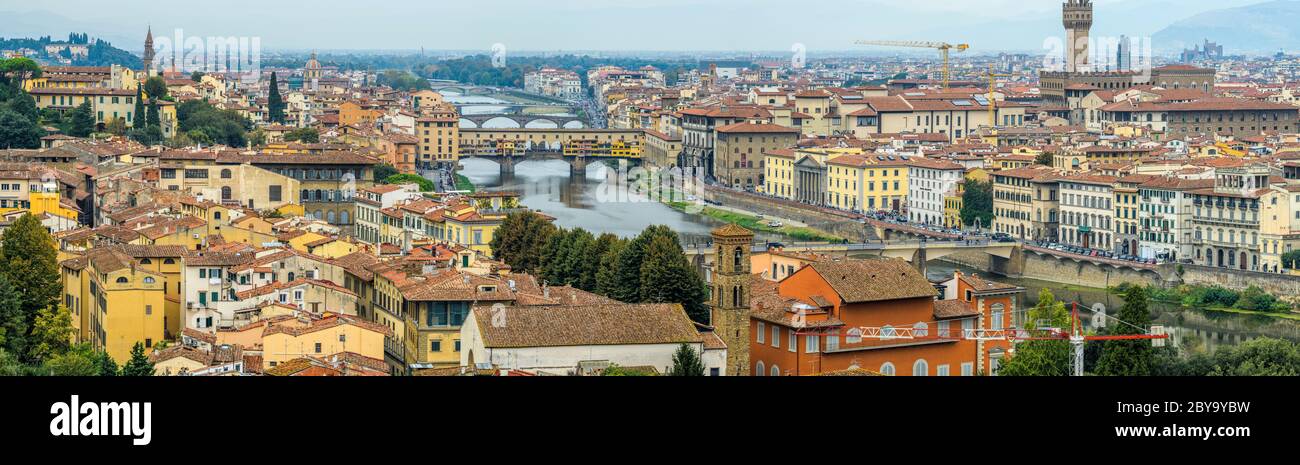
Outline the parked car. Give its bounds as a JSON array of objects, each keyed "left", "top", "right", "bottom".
[{"left": 767, "top": 220, "right": 783, "bottom": 228}]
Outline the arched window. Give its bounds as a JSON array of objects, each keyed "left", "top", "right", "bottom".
[
  {"left": 913, "top": 359, "right": 929, "bottom": 376},
  {"left": 755, "top": 361, "right": 764, "bottom": 377},
  {"left": 143, "top": 277, "right": 155, "bottom": 284},
  {"left": 220, "top": 169, "right": 232, "bottom": 179},
  {"left": 140, "top": 258, "right": 152, "bottom": 265},
  {"left": 770, "top": 365, "right": 780, "bottom": 377},
  {"left": 880, "top": 362, "right": 895, "bottom": 376},
  {"left": 221, "top": 186, "right": 232, "bottom": 200},
  {"left": 913, "top": 322, "right": 929, "bottom": 337},
  {"left": 733, "top": 247, "right": 743, "bottom": 269},
  {"left": 991, "top": 304, "right": 1005, "bottom": 330},
  {"left": 881, "top": 325, "right": 897, "bottom": 338},
  {"left": 846, "top": 328, "right": 862, "bottom": 344},
  {"left": 340, "top": 211, "right": 349, "bottom": 224},
  {"left": 163, "top": 258, "right": 175, "bottom": 265},
  {"left": 115, "top": 277, "right": 128, "bottom": 284},
  {"left": 327, "top": 210, "right": 336, "bottom": 223}
]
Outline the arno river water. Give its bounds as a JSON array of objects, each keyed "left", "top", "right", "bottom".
[
  {"left": 448, "top": 91, "right": 1300, "bottom": 353},
  {"left": 459, "top": 157, "right": 1300, "bottom": 353}
]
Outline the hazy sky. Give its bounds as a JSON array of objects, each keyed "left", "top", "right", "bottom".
[{"left": 4, "top": 0, "right": 1275, "bottom": 52}]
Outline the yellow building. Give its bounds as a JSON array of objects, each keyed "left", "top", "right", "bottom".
[
  {"left": 944, "top": 180, "right": 965, "bottom": 228},
  {"left": 60, "top": 246, "right": 168, "bottom": 362},
  {"left": 763, "top": 149, "right": 797, "bottom": 198},
  {"left": 28, "top": 87, "right": 177, "bottom": 137},
  {"left": 416, "top": 104, "right": 460, "bottom": 169},
  {"left": 0, "top": 164, "right": 80, "bottom": 231},
  {"left": 261, "top": 314, "right": 390, "bottom": 371},
  {"left": 157, "top": 155, "right": 302, "bottom": 212},
  {"left": 825, "top": 153, "right": 911, "bottom": 212}
]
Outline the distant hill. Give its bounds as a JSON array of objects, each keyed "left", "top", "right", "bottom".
[
  {"left": 1152, "top": 0, "right": 1300, "bottom": 54},
  {"left": 0, "top": 33, "right": 142, "bottom": 68}
]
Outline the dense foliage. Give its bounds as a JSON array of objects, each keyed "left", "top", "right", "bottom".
[
  {"left": 959, "top": 179, "right": 994, "bottom": 228},
  {"left": 383, "top": 174, "right": 434, "bottom": 192},
  {"left": 175, "top": 100, "right": 253, "bottom": 147}
]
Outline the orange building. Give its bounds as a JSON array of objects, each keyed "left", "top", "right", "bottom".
[{"left": 747, "top": 259, "right": 1022, "bottom": 376}]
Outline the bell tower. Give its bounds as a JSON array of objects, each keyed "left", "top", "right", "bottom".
[
  {"left": 1063, "top": 0, "right": 1093, "bottom": 73},
  {"left": 710, "top": 223, "right": 754, "bottom": 376}
]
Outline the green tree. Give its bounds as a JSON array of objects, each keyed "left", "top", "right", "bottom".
[
  {"left": 668, "top": 343, "right": 705, "bottom": 376},
  {"left": 1095, "top": 286, "right": 1154, "bottom": 376},
  {"left": 580, "top": 233, "right": 621, "bottom": 292},
  {"left": 249, "top": 128, "right": 267, "bottom": 147},
  {"left": 0, "top": 274, "right": 25, "bottom": 357},
  {"left": 1034, "top": 151, "right": 1054, "bottom": 167},
  {"left": 488, "top": 211, "right": 556, "bottom": 274},
  {"left": 998, "top": 289, "right": 1072, "bottom": 376},
  {"left": 191, "top": 71, "right": 205, "bottom": 82},
  {"left": 960, "top": 179, "right": 994, "bottom": 229},
  {"left": 540, "top": 228, "right": 578, "bottom": 285},
  {"left": 267, "top": 72, "right": 285, "bottom": 123},
  {"left": 43, "top": 343, "right": 100, "bottom": 376},
  {"left": 97, "top": 351, "right": 119, "bottom": 376},
  {"left": 142, "top": 76, "right": 168, "bottom": 101},
  {"left": 0, "top": 57, "right": 42, "bottom": 88},
  {"left": 6, "top": 91, "right": 39, "bottom": 123},
  {"left": 608, "top": 225, "right": 675, "bottom": 303},
  {"left": 373, "top": 164, "right": 399, "bottom": 181},
  {"left": 0, "top": 108, "right": 42, "bottom": 149},
  {"left": 383, "top": 174, "right": 434, "bottom": 191},
  {"left": 120, "top": 342, "right": 155, "bottom": 376},
  {"left": 105, "top": 116, "right": 128, "bottom": 136},
  {"left": 146, "top": 101, "right": 160, "bottom": 128},
  {"left": 1209, "top": 337, "right": 1300, "bottom": 376},
  {"left": 0, "top": 214, "right": 61, "bottom": 348},
  {"left": 67, "top": 101, "right": 96, "bottom": 137},
  {"left": 175, "top": 100, "right": 251, "bottom": 147},
  {"left": 601, "top": 364, "right": 655, "bottom": 376},
  {"left": 595, "top": 236, "right": 629, "bottom": 296},
  {"left": 639, "top": 234, "right": 709, "bottom": 324},
  {"left": 133, "top": 86, "right": 146, "bottom": 128},
  {"left": 284, "top": 127, "right": 319, "bottom": 143},
  {"left": 1283, "top": 250, "right": 1300, "bottom": 270},
  {"left": 27, "top": 305, "right": 74, "bottom": 364}
]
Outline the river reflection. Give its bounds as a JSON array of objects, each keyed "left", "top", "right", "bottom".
[
  {"left": 925, "top": 261, "right": 1300, "bottom": 354},
  {"left": 459, "top": 158, "right": 784, "bottom": 244}
]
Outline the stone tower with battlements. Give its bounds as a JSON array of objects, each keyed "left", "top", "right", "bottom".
[
  {"left": 1063, "top": 0, "right": 1093, "bottom": 73},
  {"left": 710, "top": 223, "right": 753, "bottom": 376}
]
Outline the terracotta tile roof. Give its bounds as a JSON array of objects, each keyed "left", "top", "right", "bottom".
[
  {"left": 807, "top": 259, "right": 936, "bottom": 303},
  {"left": 959, "top": 273, "right": 1022, "bottom": 294},
  {"left": 472, "top": 303, "right": 703, "bottom": 348},
  {"left": 933, "top": 300, "right": 978, "bottom": 320},
  {"left": 711, "top": 223, "right": 754, "bottom": 238}
]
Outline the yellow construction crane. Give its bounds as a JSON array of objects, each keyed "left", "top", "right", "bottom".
[
  {"left": 984, "top": 65, "right": 1010, "bottom": 127},
  {"left": 855, "top": 40, "right": 969, "bottom": 89}
]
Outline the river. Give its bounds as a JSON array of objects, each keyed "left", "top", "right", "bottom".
[
  {"left": 925, "top": 261, "right": 1300, "bottom": 354},
  {"left": 459, "top": 157, "right": 785, "bottom": 245}
]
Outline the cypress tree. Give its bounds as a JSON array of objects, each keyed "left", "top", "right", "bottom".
[
  {"left": 133, "top": 86, "right": 145, "bottom": 128},
  {"left": 267, "top": 72, "right": 285, "bottom": 123}
]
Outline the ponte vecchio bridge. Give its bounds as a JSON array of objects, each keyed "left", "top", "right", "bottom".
[{"left": 457, "top": 128, "right": 647, "bottom": 177}]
